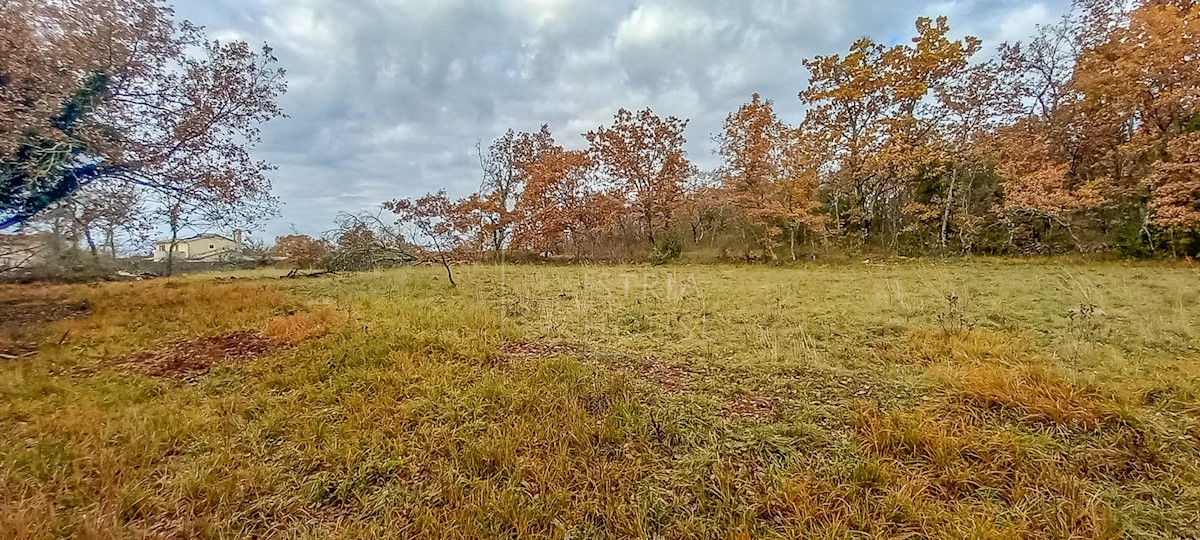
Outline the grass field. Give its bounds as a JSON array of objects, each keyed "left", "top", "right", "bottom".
[{"left": 1, "top": 260, "right": 1199, "bottom": 538}]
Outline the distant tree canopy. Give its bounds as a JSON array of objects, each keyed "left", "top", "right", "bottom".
[
  {"left": 388, "top": 0, "right": 1200, "bottom": 261},
  {"left": 0, "top": 0, "right": 286, "bottom": 232},
  {"left": 273, "top": 234, "right": 330, "bottom": 269}
]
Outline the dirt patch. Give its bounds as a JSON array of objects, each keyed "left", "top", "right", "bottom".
[
  {"left": 0, "top": 298, "right": 90, "bottom": 330},
  {"left": 722, "top": 394, "right": 778, "bottom": 420},
  {"left": 0, "top": 298, "right": 90, "bottom": 357},
  {"left": 114, "top": 331, "right": 281, "bottom": 382},
  {"left": 604, "top": 355, "right": 695, "bottom": 393},
  {"left": 500, "top": 341, "right": 584, "bottom": 358}
]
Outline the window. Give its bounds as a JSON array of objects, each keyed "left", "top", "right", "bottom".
[{"left": 209, "top": 244, "right": 215, "bottom": 249}]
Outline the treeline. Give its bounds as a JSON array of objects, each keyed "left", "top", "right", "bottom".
[{"left": 389, "top": 0, "right": 1200, "bottom": 261}]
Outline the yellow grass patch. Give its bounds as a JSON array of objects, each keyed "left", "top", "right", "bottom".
[
  {"left": 837, "top": 405, "right": 1123, "bottom": 539},
  {"left": 50, "top": 280, "right": 294, "bottom": 348},
  {"left": 944, "top": 363, "right": 1114, "bottom": 429},
  {"left": 900, "top": 327, "right": 1041, "bottom": 365},
  {"left": 262, "top": 305, "right": 350, "bottom": 344}
]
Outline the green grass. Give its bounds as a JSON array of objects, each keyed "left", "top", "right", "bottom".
[{"left": 2, "top": 259, "right": 1199, "bottom": 538}]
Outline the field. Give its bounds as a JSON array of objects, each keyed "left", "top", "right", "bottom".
[{"left": 1, "top": 260, "right": 1199, "bottom": 538}]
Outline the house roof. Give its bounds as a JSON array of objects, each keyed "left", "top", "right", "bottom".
[{"left": 155, "top": 233, "right": 234, "bottom": 245}]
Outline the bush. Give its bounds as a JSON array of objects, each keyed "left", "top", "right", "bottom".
[{"left": 651, "top": 235, "right": 683, "bottom": 263}]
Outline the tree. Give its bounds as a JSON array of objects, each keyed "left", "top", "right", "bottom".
[
  {"left": 477, "top": 126, "right": 556, "bottom": 258},
  {"left": 919, "top": 59, "right": 1016, "bottom": 251},
  {"left": 0, "top": 0, "right": 286, "bottom": 232},
  {"left": 774, "top": 129, "right": 826, "bottom": 258},
  {"left": 992, "top": 119, "right": 1105, "bottom": 248},
  {"left": 385, "top": 191, "right": 477, "bottom": 286},
  {"left": 324, "top": 212, "right": 416, "bottom": 271},
  {"left": 1071, "top": 0, "right": 1200, "bottom": 234},
  {"left": 678, "top": 169, "right": 729, "bottom": 247},
  {"left": 274, "top": 235, "right": 331, "bottom": 269},
  {"left": 800, "top": 17, "right": 981, "bottom": 246},
  {"left": 717, "top": 93, "right": 790, "bottom": 257},
  {"left": 986, "top": 0, "right": 1195, "bottom": 252},
  {"left": 511, "top": 147, "right": 595, "bottom": 255},
  {"left": 585, "top": 108, "right": 691, "bottom": 243}
]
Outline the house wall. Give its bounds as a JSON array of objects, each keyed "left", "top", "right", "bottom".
[
  {"left": 189, "top": 237, "right": 241, "bottom": 261},
  {"left": 152, "top": 237, "right": 240, "bottom": 262}
]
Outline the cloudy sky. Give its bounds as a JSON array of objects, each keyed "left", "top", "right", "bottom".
[{"left": 173, "top": 0, "right": 1068, "bottom": 239}]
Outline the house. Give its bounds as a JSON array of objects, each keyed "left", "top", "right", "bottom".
[
  {"left": 0, "top": 233, "right": 49, "bottom": 270},
  {"left": 152, "top": 230, "right": 247, "bottom": 262}
]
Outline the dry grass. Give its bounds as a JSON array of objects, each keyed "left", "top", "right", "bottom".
[
  {"left": 946, "top": 363, "right": 1114, "bottom": 430},
  {"left": 1, "top": 260, "right": 1198, "bottom": 538},
  {"left": 262, "top": 305, "right": 350, "bottom": 344}
]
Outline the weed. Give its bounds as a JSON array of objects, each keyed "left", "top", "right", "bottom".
[
  {"left": 1068, "top": 302, "right": 1103, "bottom": 342},
  {"left": 935, "top": 293, "right": 975, "bottom": 336}
]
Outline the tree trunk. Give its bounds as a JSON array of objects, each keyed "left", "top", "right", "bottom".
[
  {"left": 82, "top": 227, "right": 98, "bottom": 259},
  {"left": 940, "top": 169, "right": 958, "bottom": 250},
  {"left": 104, "top": 225, "right": 117, "bottom": 258},
  {"left": 789, "top": 223, "right": 797, "bottom": 261},
  {"left": 440, "top": 253, "right": 456, "bottom": 287},
  {"left": 166, "top": 205, "right": 180, "bottom": 277}
]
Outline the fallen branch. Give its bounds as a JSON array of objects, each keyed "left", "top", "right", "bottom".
[{"left": 282, "top": 269, "right": 338, "bottom": 279}]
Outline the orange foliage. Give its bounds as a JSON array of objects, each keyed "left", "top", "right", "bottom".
[
  {"left": 512, "top": 147, "right": 596, "bottom": 254},
  {"left": 718, "top": 94, "right": 823, "bottom": 258},
  {"left": 273, "top": 234, "right": 331, "bottom": 269},
  {"left": 585, "top": 108, "right": 691, "bottom": 243}
]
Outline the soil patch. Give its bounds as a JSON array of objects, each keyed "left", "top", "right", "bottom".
[
  {"left": 0, "top": 298, "right": 90, "bottom": 357},
  {"left": 722, "top": 394, "right": 778, "bottom": 420},
  {"left": 114, "top": 331, "right": 280, "bottom": 382},
  {"left": 0, "top": 298, "right": 90, "bottom": 330},
  {"left": 500, "top": 341, "right": 584, "bottom": 358},
  {"left": 603, "top": 354, "right": 695, "bottom": 393}
]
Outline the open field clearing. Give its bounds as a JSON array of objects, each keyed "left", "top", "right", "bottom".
[{"left": 1, "top": 260, "right": 1199, "bottom": 538}]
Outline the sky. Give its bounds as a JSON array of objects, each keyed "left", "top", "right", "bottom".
[{"left": 172, "top": 0, "right": 1068, "bottom": 240}]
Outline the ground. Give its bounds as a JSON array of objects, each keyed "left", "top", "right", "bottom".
[{"left": 1, "top": 259, "right": 1198, "bottom": 539}]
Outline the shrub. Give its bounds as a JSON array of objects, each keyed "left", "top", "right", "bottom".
[{"left": 651, "top": 235, "right": 683, "bottom": 264}]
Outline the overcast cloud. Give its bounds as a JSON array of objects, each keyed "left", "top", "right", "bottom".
[{"left": 172, "top": 0, "right": 1067, "bottom": 239}]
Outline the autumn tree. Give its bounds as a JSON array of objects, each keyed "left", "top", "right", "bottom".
[
  {"left": 917, "top": 60, "right": 1016, "bottom": 251},
  {"left": 678, "top": 169, "right": 730, "bottom": 247},
  {"left": 585, "top": 108, "right": 691, "bottom": 244},
  {"left": 0, "top": 0, "right": 285, "bottom": 232},
  {"left": 800, "top": 17, "right": 981, "bottom": 247},
  {"left": 982, "top": 0, "right": 1199, "bottom": 253},
  {"left": 718, "top": 93, "right": 790, "bottom": 256},
  {"left": 477, "top": 126, "right": 556, "bottom": 258},
  {"left": 274, "top": 235, "right": 331, "bottom": 269},
  {"left": 385, "top": 191, "right": 478, "bottom": 286},
  {"left": 512, "top": 147, "right": 596, "bottom": 255},
  {"left": 1072, "top": 0, "right": 1200, "bottom": 240},
  {"left": 774, "top": 130, "right": 827, "bottom": 258}
]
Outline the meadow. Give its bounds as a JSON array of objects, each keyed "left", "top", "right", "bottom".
[{"left": 1, "top": 259, "right": 1198, "bottom": 539}]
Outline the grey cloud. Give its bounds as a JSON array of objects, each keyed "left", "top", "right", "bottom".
[{"left": 172, "top": 0, "right": 1067, "bottom": 239}]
